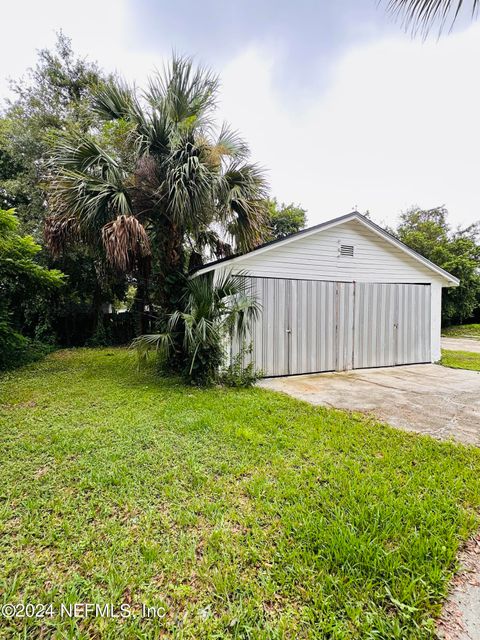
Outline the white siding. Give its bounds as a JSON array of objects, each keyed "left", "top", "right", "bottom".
[
  {"left": 220, "top": 219, "right": 443, "bottom": 284},
  {"left": 214, "top": 219, "right": 448, "bottom": 365},
  {"left": 430, "top": 282, "right": 442, "bottom": 362}
]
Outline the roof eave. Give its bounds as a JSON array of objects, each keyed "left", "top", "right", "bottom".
[
  {"left": 352, "top": 215, "right": 460, "bottom": 286},
  {"left": 191, "top": 212, "right": 360, "bottom": 277},
  {"left": 191, "top": 212, "right": 460, "bottom": 286}
]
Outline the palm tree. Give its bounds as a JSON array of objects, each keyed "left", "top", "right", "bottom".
[
  {"left": 386, "top": 0, "right": 478, "bottom": 35},
  {"left": 133, "top": 271, "right": 260, "bottom": 384},
  {"left": 45, "top": 56, "right": 269, "bottom": 323}
]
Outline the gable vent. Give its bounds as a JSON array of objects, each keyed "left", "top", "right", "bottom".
[{"left": 339, "top": 244, "right": 354, "bottom": 257}]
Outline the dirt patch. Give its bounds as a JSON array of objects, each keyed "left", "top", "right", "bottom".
[{"left": 437, "top": 533, "right": 480, "bottom": 640}]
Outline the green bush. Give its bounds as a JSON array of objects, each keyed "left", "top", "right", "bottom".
[
  {"left": 0, "top": 208, "right": 64, "bottom": 371},
  {"left": 221, "top": 344, "right": 262, "bottom": 387},
  {"left": 0, "top": 315, "right": 53, "bottom": 371}
]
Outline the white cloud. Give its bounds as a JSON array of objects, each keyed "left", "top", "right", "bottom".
[
  {"left": 219, "top": 26, "right": 480, "bottom": 229},
  {"left": 2, "top": 2, "right": 480, "bottom": 229},
  {"left": 1, "top": 0, "right": 158, "bottom": 95}
]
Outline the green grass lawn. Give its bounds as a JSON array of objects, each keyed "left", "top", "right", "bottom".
[
  {"left": 1, "top": 349, "right": 480, "bottom": 639},
  {"left": 442, "top": 323, "right": 480, "bottom": 339},
  {"left": 440, "top": 349, "right": 480, "bottom": 371}
]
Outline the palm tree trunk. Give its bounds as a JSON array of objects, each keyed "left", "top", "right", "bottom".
[
  {"left": 150, "top": 217, "right": 186, "bottom": 371},
  {"left": 155, "top": 218, "right": 185, "bottom": 313},
  {"left": 132, "top": 278, "right": 150, "bottom": 335}
]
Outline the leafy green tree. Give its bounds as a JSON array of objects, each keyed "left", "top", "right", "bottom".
[
  {"left": 267, "top": 199, "right": 307, "bottom": 240},
  {"left": 0, "top": 120, "right": 25, "bottom": 210},
  {"left": 0, "top": 209, "right": 64, "bottom": 369},
  {"left": 1, "top": 32, "right": 106, "bottom": 235},
  {"left": 395, "top": 207, "right": 480, "bottom": 324},
  {"left": 45, "top": 56, "right": 269, "bottom": 365},
  {"left": 1, "top": 34, "right": 131, "bottom": 344}
]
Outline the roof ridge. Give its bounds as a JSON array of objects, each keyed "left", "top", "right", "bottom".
[{"left": 191, "top": 211, "right": 459, "bottom": 286}]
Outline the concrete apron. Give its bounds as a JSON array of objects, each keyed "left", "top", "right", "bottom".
[{"left": 260, "top": 363, "right": 480, "bottom": 446}]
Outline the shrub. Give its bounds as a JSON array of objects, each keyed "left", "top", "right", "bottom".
[
  {"left": 133, "top": 272, "right": 260, "bottom": 386},
  {"left": 0, "top": 314, "right": 54, "bottom": 371},
  {"left": 0, "top": 209, "right": 64, "bottom": 371},
  {"left": 221, "top": 343, "right": 262, "bottom": 387}
]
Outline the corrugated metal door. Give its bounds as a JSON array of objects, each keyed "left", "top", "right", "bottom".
[
  {"left": 354, "top": 283, "right": 431, "bottom": 368},
  {"left": 233, "top": 278, "right": 431, "bottom": 376},
  {"left": 233, "top": 277, "right": 351, "bottom": 377},
  {"left": 289, "top": 279, "right": 337, "bottom": 374},
  {"left": 395, "top": 284, "right": 431, "bottom": 365},
  {"left": 244, "top": 277, "right": 290, "bottom": 376},
  {"left": 354, "top": 283, "right": 397, "bottom": 368}
]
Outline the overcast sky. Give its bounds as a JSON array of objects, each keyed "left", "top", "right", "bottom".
[{"left": 2, "top": 1, "right": 479, "bottom": 229}]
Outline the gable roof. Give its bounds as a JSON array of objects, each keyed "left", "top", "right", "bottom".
[{"left": 191, "top": 212, "right": 459, "bottom": 286}]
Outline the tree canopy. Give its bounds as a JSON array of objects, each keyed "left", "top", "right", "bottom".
[
  {"left": 0, "top": 208, "right": 64, "bottom": 369},
  {"left": 0, "top": 34, "right": 131, "bottom": 345},
  {"left": 394, "top": 207, "right": 480, "bottom": 324},
  {"left": 1, "top": 32, "right": 107, "bottom": 236},
  {"left": 45, "top": 57, "right": 270, "bottom": 323},
  {"left": 1, "top": 37, "right": 272, "bottom": 363},
  {"left": 267, "top": 199, "right": 307, "bottom": 240}
]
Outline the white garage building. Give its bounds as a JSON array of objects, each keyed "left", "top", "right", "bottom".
[{"left": 193, "top": 212, "right": 459, "bottom": 377}]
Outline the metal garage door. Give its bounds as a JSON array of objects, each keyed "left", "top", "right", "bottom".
[
  {"left": 353, "top": 283, "right": 431, "bottom": 369},
  {"left": 233, "top": 278, "right": 431, "bottom": 377},
  {"left": 233, "top": 277, "right": 354, "bottom": 376}
]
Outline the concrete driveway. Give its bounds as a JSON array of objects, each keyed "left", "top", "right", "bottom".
[
  {"left": 442, "top": 337, "right": 480, "bottom": 353},
  {"left": 260, "top": 364, "right": 480, "bottom": 446}
]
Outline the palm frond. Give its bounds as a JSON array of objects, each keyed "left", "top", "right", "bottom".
[
  {"left": 48, "top": 132, "right": 134, "bottom": 233},
  {"left": 49, "top": 168, "right": 132, "bottom": 229},
  {"left": 146, "top": 110, "right": 172, "bottom": 157},
  {"left": 385, "top": 0, "right": 479, "bottom": 35},
  {"left": 43, "top": 215, "right": 80, "bottom": 257},
  {"left": 200, "top": 123, "right": 250, "bottom": 170},
  {"left": 162, "top": 136, "right": 215, "bottom": 228},
  {"left": 218, "top": 162, "right": 270, "bottom": 252},
  {"left": 230, "top": 293, "right": 261, "bottom": 338},
  {"left": 53, "top": 135, "right": 122, "bottom": 176},
  {"left": 94, "top": 79, "right": 143, "bottom": 124},
  {"left": 94, "top": 79, "right": 170, "bottom": 158},
  {"left": 212, "top": 270, "right": 245, "bottom": 296},
  {"left": 101, "top": 215, "right": 151, "bottom": 272},
  {"left": 131, "top": 333, "right": 173, "bottom": 363},
  {"left": 149, "top": 55, "right": 220, "bottom": 130}
]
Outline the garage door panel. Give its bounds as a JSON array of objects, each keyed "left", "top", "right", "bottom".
[
  {"left": 354, "top": 283, "right": 396, "bottom": 369},
  {"left": 355, "top": 283, "right": 431, "bottom": 369},
  {"left": 234, "top": 278, "right": 431, "bottom": 377},
  {"left": 237, "top": 277, "right": 340, "bottom": 376},
  {"left": 396, "top": 284, "right": 431, "bottom": 365},
  {"left": 262, "top": 278, "right": 289, "bottom": 376},
  {"left": 289, "top": 279, "right": 337, "bottom": 375},
  {"left": 231, "top": 277, "right": 289, "bottom": 376}
]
